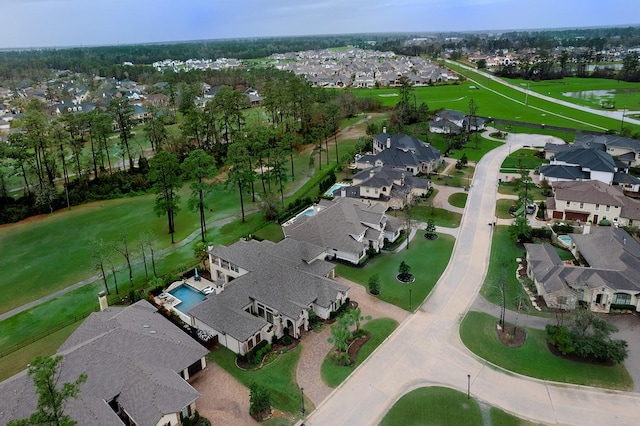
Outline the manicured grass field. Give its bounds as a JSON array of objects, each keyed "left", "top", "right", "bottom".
[
  {"left": 321, "top": 318, "right": 398, "bottom": 388},
  {"left": 501, "top": 149, "right": 548, "bottom": 171},
  {"left": 432, "top": 165, "right": 475, "bottom": 188},
  {"left": 496, "top": 199, "right": 517, "bottom": 219},
  {"left": 449, "top": 137, "right": 504, "bottom": 162},
  {"left": 411, "top": 205, "right": 462, "bottom": 228},
  {"left": 460, "top": 311, "right": 633, "bottom": 390},
  {"left": 448, "top": 192, "right": 468, "bottom": 209},
  {"left": 509, "top": 76, "right": 640, "bottom": 111},
  {"left": 336, "top": 234, "right": 455, "bottom": 311},
  {"left": 379, "top": 387, "right": 482, "bottom": 426},
  {"left": 209, "top": 345, "right": 311, "bottom": 419},
  {"left": 491, "top": 408, "right": 543, "bottom": 426},
  {"left": 498, "top": 181, "right": 547, "bottom": 202},
  {"left": 443, "top": 63, "right": 640, "bottom": 134},
  {"left": 480, "top": 227, "right": 527, "bottom": 312}
]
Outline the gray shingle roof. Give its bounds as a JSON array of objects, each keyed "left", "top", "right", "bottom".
[
  {"left": 0, "top": 301, "right": 208, "bottom": 426},
  {"left": 192, "top": 239, "right": 348, "bottom": 341},
  {"left": 553, "top": 147, "right": 616, "bottom": 173}
]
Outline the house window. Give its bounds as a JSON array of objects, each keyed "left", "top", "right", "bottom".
[
  {"left": 606, "top": 205, "right": 611, "bottom": 212},
  {"left": 579, "top": 202, "right": 584, "bottom": 209},
  {"left": 266, "top": 311, "right": 274, "bottom": 324},
  {"left": 365, "top": 188, "right": 370, "bottom": 193},
  {"left": 566, "top": 201, "right": 570, "bottom": 207},
  {"left": 613, "top": 293, "right": 631, "bottom": 305},
  {"left": 258, "top": 305, "right": 265, "bottom": 317},
  {"left": 230, "top": 263, "right": 239, "bottom": 272},
  {"left": 595, "top": 204, "right": 600, "bottom": 211}
]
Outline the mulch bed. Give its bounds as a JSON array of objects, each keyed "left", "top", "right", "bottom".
[
  {"left": 348, "top": 332, "right": 372, "bottom": 364},
  {"left": 424, "top": 233, "right": 439, "bottom": 240},
  {"left": 496, "top": 322, "right": 527, "bottom": 348},
  {"left": 396, "top": 273, "right": 415, "bottom": 283}
]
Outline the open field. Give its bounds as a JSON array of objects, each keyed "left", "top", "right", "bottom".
[
  {"left": 507, "top": 76, "right": 640, "bottom": 111},
  {"left": 501, "top": 148, "right": 548, "bottom": 172}
]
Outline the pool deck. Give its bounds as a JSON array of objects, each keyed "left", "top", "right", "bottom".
[{"left": 156, "top": 276, "right": 214, "bottom": 310}]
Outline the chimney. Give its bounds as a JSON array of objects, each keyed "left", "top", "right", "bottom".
[
  {"left": 387, "top": 137, "right": 391, "bottom": 149},
  {"left": 369, "top": 170, "right": 375, "bottom": 178},
  {"left": 98, "top": 291, "right": 108, "bottom": 311},
  {"left": 383, "top": 126, "right": 387, "bottom": 134}
]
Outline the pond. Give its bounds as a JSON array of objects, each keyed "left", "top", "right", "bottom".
[{"left": 562, "top": 88, "right": 640, "bottom": 108}]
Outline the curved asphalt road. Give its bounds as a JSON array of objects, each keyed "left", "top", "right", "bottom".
[{"left": 305, "top": 133, "right": 640, "bottom": 426}]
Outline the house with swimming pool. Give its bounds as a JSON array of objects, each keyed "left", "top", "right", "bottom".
[
  {"left": 524, "top": 226, "right": 640, "bottom": 313},
  {"left": 166, "top": 238, "right": 349, "bottom": 356},
  {"left": 282, "top": 197, "right": 402, "bottom": 265}
]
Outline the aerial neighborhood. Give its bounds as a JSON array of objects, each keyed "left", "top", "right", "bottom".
[{"left": 2, "top": 23, "right": 640, "bottom": 426}]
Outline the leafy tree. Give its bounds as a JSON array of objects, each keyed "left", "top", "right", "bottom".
[
  {"left": 138, "top": 230, "right": 157, "bottom": 277},
  {"left": 249, "top": 383, "right": 271, "bottom": 420},
  {"left": 399, "top": 261, "right": 411, "bottom": 276},
  {"left": 7, "top": 355, "right": 87, "bottom": 426},
  {"left": 509, "top": 215, "right": 532, "bottom": 242},
  {"left": 144, "top": 109, "right": 168, "bottom": 151},
  {"left": 182, "top": 149, "right": 217, "bottom": 242},
  {"left": 107, "top": 98, "right": 135, "bottom": 171},
  {"left": 90, "top": 239, "right": 112, "bottom": 295},
  {"left": 328, "top": 314, "right": 354, "bottom": 355},
  {"left": 368, "top": 274, "right": 381, "bottom": 295},
  {"left": 148, "top": 150, "right": 182, "bottom": 243},
  {"left": 226, "top": 142, "right": 252, "bottom": 223},
  {"left": 425, "top": 218, "right": 437, "bottom": 238},
  {"left": 111, "top": 232, "right": 135, "bottom": 287}
]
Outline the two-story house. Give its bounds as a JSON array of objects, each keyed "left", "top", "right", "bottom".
[
  {"left": 355, "top": 129, "right": 443, "bottom": 176},
  {"left": 187, "top": 238, "right": 349, "bottom": 355}
]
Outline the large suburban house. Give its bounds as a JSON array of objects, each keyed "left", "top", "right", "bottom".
[
  {"left": 545, "top": 180, "right": 640, "bottom": 226},
  {"left": 355, "top": 130, "right": 443, "bottom": 175},
  {"left": 332, "top": 165, "right": 430, "bottom": 209},
  {"left": 186, "top": 238, "right": 349, "bottom": 355},
  {"left": 428, "top": 109, "right": 486, "bottom": 135},
  {"left": 283, "top": 197, "right": 402, "bottom": 265},
  {"left": 0, "top": 299, "right": 208, "bottom": 426},
  {"left": 525, "top": 226, "right": 640, "bottom": 313},
  {"left": 542, "top": 140, "right": 640, "bottom": 192}
]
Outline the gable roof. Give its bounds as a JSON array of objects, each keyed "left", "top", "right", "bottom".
[
  {"left": 540, "top": 164, "right": 589, "bottom": 180},
  {"left": 553, "top": 147, "right": 616, "bottom": 173},
  {"left": 191, "top": 239, "right": 348, "bottom": 341},
  {"left": 551, "top": 180, "right": 626, "bottom": 206},
  {"left": 575, "top": 134, "right": 640, "bottom": 153},
  {"left": 0, "top": 301, "right": 207, "bottom": 426},
  {"left": 284, "top": 197, "right": 386, "bottom": 256}
]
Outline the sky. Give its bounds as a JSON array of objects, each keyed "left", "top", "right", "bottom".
[{"left": 1, "top": 0, "right": 638, "bottom": 49}]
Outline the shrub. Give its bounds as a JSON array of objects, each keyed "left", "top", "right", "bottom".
[
  {"left": 249, "top": 383, "right": 271, "bottom": 420},
  {"left": 599, "top": 219, "right": 611, "bottom": 226},
  {"left": 368, "top": 274, "right": 381, "bottom": 295},
  {"left": 531, "top": 227, "right": 552, "bottom": 239}
]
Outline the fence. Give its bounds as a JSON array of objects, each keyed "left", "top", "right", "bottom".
[{"left": 0, "top": 310, "right": 95, "bottom": 359}]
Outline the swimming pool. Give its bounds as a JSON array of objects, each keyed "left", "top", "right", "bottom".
[
  {"left": 324, "top": 182, "right": 349, "bottom": 197},
  {"left": 169, "top": 284, "right": 206, "bottom": 314},
  {"left": 558, "top": 235, "right": 572, "bottom": 246}
]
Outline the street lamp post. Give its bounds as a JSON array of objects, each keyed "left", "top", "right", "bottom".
[
  {"left": 467, "top": 374, "right": 471, "bottom": 399},
  {"left": 300, "top": 387, "right": 306, "bottom": 418}
]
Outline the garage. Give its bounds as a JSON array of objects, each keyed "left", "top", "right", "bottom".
[
  {"left": 552, "top": 210, "right": 563, "bottom": 219},
  {"left": 565, "top": 211, "right": 589, "bottom": 222}
]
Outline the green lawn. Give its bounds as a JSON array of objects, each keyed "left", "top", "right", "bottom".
[
  {"left": 496, "top": 199, "right": 517, "bottom": 219},
  {"left": 460, "top": 312, "right": 633, "bottom": 390},
  {"left": 448, "top": 192, "right": 468, "bottom": 209},
  {"left": 501, "top": 149, "right": 548, "bottom": 170},
  {"left": 208, "top": 345, "right": 311, "bottom": 418},
  {"left": 379, "top": 387, "right": 482, "bottom": 426},
  {"left": 491, "top": 408, "right": 543, "bottom": 426},
  {"left": 411, "top": 205, "right": 462, "bottom": 228},
  {"left": 431, "top": 166, "right": 474, "bottom": 189},
  {"left": 336, "top": 234, "right": 455, "bottom": 311},
  {"left": 321, "top": 318, "right": 398, "bottom": 388},
  {"left": 449, "top": 137, "right": 504, "bottom": 162},
  {"left": 498, "top": 181, "right": 547, "bottom": 202},
  {"left": 442, "top": 63, "right": 640, "bottom": 134},
  {"left": 480, "top": 227, "right": 527, "bottom": 312},
  {"left": 508, "top": 76, "right": 640, "bottom": 112}
]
